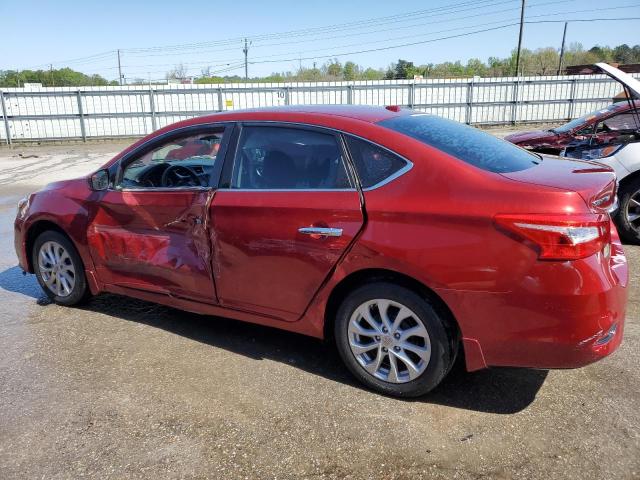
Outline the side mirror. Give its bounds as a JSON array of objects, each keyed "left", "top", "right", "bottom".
[{"left": 89, "top": 169, "right": 110, "bottom": 191}]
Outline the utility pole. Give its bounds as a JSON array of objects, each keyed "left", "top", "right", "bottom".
[
  {"left": 514, "top": 0, "right": 526, "bottom": 77},
  {"left": 117, "top": 49, "right": 123, "bottom": 86},
  {"left": 557, "top": 22, "right": 568, "bottom": 76},
  {"left": 49, "top": 64, "right": 54, "bottom": 87},
  {"left": 243, "top": 39, "right": 249, "bottom": 80}
]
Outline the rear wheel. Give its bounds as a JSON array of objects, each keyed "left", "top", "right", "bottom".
[
  {"left": 615, "top": 177, "right": 640, "bottom": 244},
  {"left": 32, "top": 231, "right": 90, "bottom": 306},
  {"left": 334, "top": 282, "right": 454, "bottom": 397}
]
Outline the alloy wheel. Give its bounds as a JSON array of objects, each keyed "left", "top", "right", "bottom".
[
  {"left": 347, "top": 299, "right": 431, "bottom": 384},
  {"left": 626, "top": 190, "right": 640, "bottom": 234},
  {"left": 38, "top": 240, "right": 76, "bottom": 297}
]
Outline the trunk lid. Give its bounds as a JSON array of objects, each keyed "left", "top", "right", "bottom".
[{"left": 501, "top": 156, "right": 617, "bottom": 211}]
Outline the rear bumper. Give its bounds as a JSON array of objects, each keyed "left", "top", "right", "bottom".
[{"left": 439, "top": 236, "right": 628, "bottom": 371}]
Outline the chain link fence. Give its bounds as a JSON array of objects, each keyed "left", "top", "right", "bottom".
[{"left": 2, "top": 73, "right": 638, "bottom": 143}]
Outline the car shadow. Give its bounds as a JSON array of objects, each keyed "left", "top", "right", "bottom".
[
  {"left": 0, "top": 265, "right": 49, "bottom": 302},
  {"left": 0, "top": 266, "right": 547, "bottom": 414}
]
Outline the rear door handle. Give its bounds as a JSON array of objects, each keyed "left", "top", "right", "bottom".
[{"left": 298, "top": 227, "right": 343, "bottom": 237}]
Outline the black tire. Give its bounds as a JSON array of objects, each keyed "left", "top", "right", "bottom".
[
  {"left": 334, "top": 282, "right": 455, "bottom": 398},
  {"left": 614, "top": 177, "right": 640, "bottom": 245},
  {"left": 32, "top": 230, "right": 90, "bottom": 306}
]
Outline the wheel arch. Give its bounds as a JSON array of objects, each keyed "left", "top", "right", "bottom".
[
  {"left": 25, "top": 220, "right": 76, "bottom": 273},
  {"left": 323, "top": 268, "right": 461, "bottom": 352},
  {"left": 617, "top": 168, "right": 640, "bottom": 191}
]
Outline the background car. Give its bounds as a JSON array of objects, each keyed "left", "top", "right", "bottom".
[
  {"left": 505, "top": 100, "right": 640, "bottom": 156},
  {"left": 506, "top": 63, "right": 640, "bottom": 243},
  {"left": 14, "top": 105, "right": 628, "bottom": 397}
]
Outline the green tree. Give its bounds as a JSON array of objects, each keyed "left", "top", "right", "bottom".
[
  {"left": 343, "top": 61, "right": 359, "bottom": 80},
  {"left": 394, "top": 59, "right": 416, "bottom": 79},
  {"left": 324, "top": 59, "right": 343, "bottom": 78},
  {"left": 361, "top": 67, "right": 384, "bottom": 80}
]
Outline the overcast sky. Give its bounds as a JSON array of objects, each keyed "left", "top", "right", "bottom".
[{"left": 2, "top": 0, "right": 639, "bottom": 81}]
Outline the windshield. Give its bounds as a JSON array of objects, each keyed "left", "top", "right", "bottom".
[
  {"left": 378, "top": 114, "right": 541, "bottom": 173},
  {"left": 552, "top": 104, "right": 619, "bottom": 133}
]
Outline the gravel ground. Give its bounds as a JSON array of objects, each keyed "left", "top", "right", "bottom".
[{"left": 0, "top": 137, "right": 638, "bottom": 479}]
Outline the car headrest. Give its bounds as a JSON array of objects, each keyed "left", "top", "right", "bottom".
[{"left": 262, "top": 150, "right": 298, "bottom": 188}]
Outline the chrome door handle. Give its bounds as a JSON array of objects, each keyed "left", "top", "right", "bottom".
[{"left": 298, "top": 227, "right": 343, "bottom": 237}]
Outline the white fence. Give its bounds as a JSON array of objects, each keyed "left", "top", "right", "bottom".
[{"left": 1, "top": 73, "right": 638, "bottom": 143}]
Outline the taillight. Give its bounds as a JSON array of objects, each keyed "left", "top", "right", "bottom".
[{"left": 494, "top": 213, "right": 610, "bottom": 260}]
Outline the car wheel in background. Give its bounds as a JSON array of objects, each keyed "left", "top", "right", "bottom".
[
  {"left": 615, "top": 177, "right": 640, "bottom": 245},
  {"left": 334, "top": 282, "right": 455, "bottom": 397}
]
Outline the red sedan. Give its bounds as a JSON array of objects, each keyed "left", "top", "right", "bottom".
[{"left": 14, "top": 106, "right": 628, "bottom": 397}]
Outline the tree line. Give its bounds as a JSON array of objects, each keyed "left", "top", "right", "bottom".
[
  {"left": 2, "top": 43, "right": 639, "bottom": 87},
  {"left": 0, "top": 67, "right": 117, "bottom": 87}
]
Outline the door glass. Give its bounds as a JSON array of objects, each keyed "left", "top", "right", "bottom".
[
  {"left": 345, "top": 136, "right": 408, "bottom": 188},
  {"left": 120, "top": 131, "right": 224, "bottom": 189},
  {"left": 231, "top": 126, "right": 352, "bottom": 189}
]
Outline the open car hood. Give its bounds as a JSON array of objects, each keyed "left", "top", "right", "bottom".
[{"left": 596, "top": 63, "right": 640, "bottom": 99}]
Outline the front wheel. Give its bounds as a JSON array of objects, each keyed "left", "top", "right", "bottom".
[
  {"left": 32, "top": 231, "right": 90, "bottom": 306},
  {"left": 334, "top": 282, "right": 455, "bottom": 397}
]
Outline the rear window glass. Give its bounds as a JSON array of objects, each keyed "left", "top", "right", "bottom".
[
  {"left": 378, "top": 114, "right": 540, "bottom": 173},
  {"left": 345, "top": 136, "right": 408, "bottom": 188}
]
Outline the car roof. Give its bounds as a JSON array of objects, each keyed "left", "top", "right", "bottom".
[
  {"left": 193, "top": 105, "right": 405, "bottom": 124},
  {"left": 615, "top": 99, "right": 640, "bottom": 110}
]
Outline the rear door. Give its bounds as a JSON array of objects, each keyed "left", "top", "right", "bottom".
[{"left": 209, "top": 123, "right": 364, "bottom": 321}]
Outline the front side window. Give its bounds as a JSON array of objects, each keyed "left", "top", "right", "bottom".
[
  {"left": 345, "top": 136, "right": 408, "bottom": 188},
  {"left": 379, "top": 114, "right": 540, "bottom": 173},
  {"left": 231, "top": 126, "right": 352, "bottom": 189},
  {"left": 119, "top": 131, "right": 224, "bottom": 189}
]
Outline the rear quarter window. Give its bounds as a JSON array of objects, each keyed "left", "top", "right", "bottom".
[
  {"left": 379, "top": 114, "right": 541, "bottom": 173},
  {"left": 345, "top": 136, "right": 409, "bottom": 188}
]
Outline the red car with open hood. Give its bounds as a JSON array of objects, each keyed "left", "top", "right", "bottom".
[
  {"left": 504, "top": 100, "right": 640, "bottom": 155},
  {"left": 14, "top": 105, "right": 628, "bottom": 397}
]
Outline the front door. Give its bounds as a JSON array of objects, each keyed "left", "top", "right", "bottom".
[
  {"left": 210, "top": 124, "right": 364, "bottom": 321},
  {"left": 88, "top": 126, "right": 230, "bottom": 303}
]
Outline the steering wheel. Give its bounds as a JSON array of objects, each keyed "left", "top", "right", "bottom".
[{"left": 160, "top": 164, "right": 201, "bottom": 188}]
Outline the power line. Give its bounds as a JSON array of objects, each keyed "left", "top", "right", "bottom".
[
  {"left": 115, "top": 14, "right": 640, "bottom": 77},
  {"left": 122, "top": 0, "right": 586, "bottom": 59},
  {"left": 222, "top": 4, "right": 640, "bottom": 64},
  {"left": 15, "top": 5, "right": 640, "bottom": 79},
  {"left": 21, "top": 0, "right": 631, "bottom": 73},
  {"left": 120, "top": 0, "right": 594, "bottom": 58},
  {"left": 247, "top": 17, "right": 640, "bottom": 66},
  {"left": 24, "top": 50, "right": 115, "bottom": 70},
  {"left": 123, "top": 0, "right": 516, "bottom": 53}
]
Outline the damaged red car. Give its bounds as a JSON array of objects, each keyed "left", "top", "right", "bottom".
[
  {"left": 14, "top": 106, "right": 628, "bottom": 397},
  {"left": 504, "top": 100, "right": 640, "bottom": 155}
]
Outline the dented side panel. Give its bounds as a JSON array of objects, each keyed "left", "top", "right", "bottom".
[{"left": 87, "top": 189, "right": 217, "bottom": 304}]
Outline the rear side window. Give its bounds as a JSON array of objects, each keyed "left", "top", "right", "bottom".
[
  {"left": 379, "top": 114, "right": 540, "bottom": 173},
  {"left": 345, "top": 136, "right": 408, "bottom": 188},
  {"left": 231, "top": 126, "right": 352, "bottom": 189}
]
